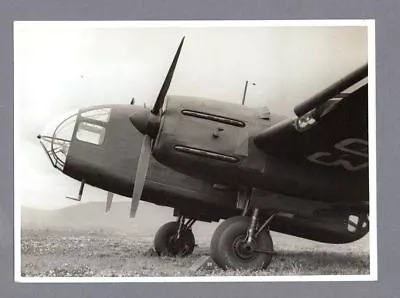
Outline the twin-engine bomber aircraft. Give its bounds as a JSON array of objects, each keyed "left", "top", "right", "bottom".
[{"left": 38, "top": 37, "right": 369, "bottom": 271}]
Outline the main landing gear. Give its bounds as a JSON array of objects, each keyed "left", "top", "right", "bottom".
[
  {"left": 210, "top": 210, "right": 275, "bottom": 270},
  {"left": 152, "top": 209, "right": 275, "bottom": 271},
  {"left": 154, "top": 216, "right": 196, "bottom": 257}
]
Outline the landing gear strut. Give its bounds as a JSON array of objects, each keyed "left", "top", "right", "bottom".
[
  {"left": 154, "top": 217, "right": 196, "bottom": 257},
  {"left": 210, "top": 211, "right": 275, "bottom": 270}
]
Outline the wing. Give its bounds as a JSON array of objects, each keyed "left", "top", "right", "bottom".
[{"left": 254, "top": 64, "right": 368, "bottom": 173}]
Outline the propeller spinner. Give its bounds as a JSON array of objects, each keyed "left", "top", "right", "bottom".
[{"left": 128, "top": 37, "right": 185, "bottom": 217}]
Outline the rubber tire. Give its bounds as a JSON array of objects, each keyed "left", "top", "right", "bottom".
[
  {"left": 154, "top": 221, "right": 195, "bottom": 257},
  {"left": 210, "top": 216, "right": 273, "bottom": 270}
]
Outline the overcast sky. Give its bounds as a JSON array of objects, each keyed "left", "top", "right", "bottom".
[{"left": 14, "top": 21, "right": 369, "bottom": 210}]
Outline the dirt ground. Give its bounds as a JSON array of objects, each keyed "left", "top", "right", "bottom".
[{"left": 20, "top": 228, "right": 370, "bottom": 278}]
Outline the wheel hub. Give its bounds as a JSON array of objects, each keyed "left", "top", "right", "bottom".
[
  {"left": 233, "top": 236, "right": 257, "bottom": 260},
  {"left": 167, "top": 235, "right": 180, "bottom": 253},
  {"left": 167, "top": 234, "right": 191, "bottom": 256}
]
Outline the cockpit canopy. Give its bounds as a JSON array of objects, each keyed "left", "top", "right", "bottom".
[{"left": 38, "top": 107, "right": 111, "bottom": 171}]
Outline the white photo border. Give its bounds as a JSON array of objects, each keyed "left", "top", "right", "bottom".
[{"left": 14, "top": 19, "right": 376, "bottom": 283}]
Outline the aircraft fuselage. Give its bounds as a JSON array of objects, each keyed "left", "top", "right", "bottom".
[
  {"left": 152, "top": 96, "right": 368, "bottom": 204},
  {"left": 40, "top": 99, "right": 369, "bottom": 244}
]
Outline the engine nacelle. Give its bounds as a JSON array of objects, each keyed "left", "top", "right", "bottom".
[{"left": 152, "top": 96, "right": 263, "bottom": 187}]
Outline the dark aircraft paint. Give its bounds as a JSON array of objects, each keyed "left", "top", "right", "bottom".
[
  {"left": 38, "top": 39, "right": 370, "bottom": 270},
  {"left": 63, "top": 104, "right": 238, "bottom": 221},
  {"left": 50, "top": 99, "right": 368, "bottom": 243},
  {"left": 152, "top": 94, "right": 368, "bottom": 204}
]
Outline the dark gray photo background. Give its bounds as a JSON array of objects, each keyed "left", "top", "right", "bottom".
[{"left": 1, "top": 0, "right": 399, "bottom": 297}]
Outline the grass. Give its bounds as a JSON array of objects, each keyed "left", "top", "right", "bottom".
[{"left": 20, "top": 229, "right": 370, "bottom": 278}]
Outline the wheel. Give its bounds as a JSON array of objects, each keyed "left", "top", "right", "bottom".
[
  {"left": 154, "top": 221, "right": 195, "bottom": 257},
  {"left": 210, "top": 216, "right": 273, "bottom": 270}
]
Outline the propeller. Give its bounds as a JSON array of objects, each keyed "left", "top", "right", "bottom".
[
  {"left": 152, "top": 36, "right": 185, "bottom": 115},
  {"left": 128, "top": 37, "right": 185, "bottom": 217},
  {"left": 105, "top": 191, "right": 114, "bottom": 213},
  {"left": 130, "top": 135, "right": 152, "bottom": 217}
]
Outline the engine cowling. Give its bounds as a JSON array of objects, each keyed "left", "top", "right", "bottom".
[{"left": 152, "top": 95, "right": 259, "bottom": 187}]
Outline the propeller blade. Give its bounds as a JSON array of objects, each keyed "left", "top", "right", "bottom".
[
  {"left": 151, "top": 37, "right": 185, "bottom": 115},
  {"left": 105, "top": 192, "right": 114, "bottom": 213},
  {"left": 130, "top": 135, "right": 152, "bottom": 218}
]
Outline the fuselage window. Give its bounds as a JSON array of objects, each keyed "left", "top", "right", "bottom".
[
  {"left": 76, "top": 122, "right": 106, "bottom": 145},
  {"left": 81, "top": 108, "right": 111, "bottom": 123}
]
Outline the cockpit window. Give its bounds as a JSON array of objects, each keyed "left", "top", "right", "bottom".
[
  {"left": 76, "top": 122, "right": 106, "bottom": 145},
  {"left": 81, "top": 108, "right": 111, "bottom": 123}
]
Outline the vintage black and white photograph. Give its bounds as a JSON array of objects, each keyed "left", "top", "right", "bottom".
[{"left": 14, "top": 21, "right": 375, "bottom": 281}]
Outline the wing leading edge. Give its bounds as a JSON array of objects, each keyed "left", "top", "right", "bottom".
[{"left": 254, "top": 65, "right": 368, "bottom": 173}]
